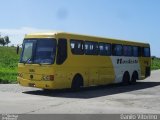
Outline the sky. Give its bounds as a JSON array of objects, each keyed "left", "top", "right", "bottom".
[{"left": 0, "top": 0, "right": 159, "bottom": 57}]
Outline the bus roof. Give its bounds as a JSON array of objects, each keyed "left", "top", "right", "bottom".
[{"left": 25, "top": 32, "right": 150, "bottom": 47}]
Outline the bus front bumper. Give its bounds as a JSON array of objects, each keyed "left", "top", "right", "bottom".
[{"left": 17, "top": 77, "right": 55, "bottom": 89}]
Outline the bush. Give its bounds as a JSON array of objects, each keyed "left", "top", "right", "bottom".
[
  {"left": 0, "top": 46, "right": 20, "bottom": 83},
  {"left": 151, "top": 58, "right": 160, "bottom": 70}
]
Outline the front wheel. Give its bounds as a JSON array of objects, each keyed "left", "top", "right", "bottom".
[{"left": 71, "top": 75, "right": 83, "bottom": 91}]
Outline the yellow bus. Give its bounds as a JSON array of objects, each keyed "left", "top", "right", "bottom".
[{"left": 17, "top": 32, "right": 151, "bottom": 90}]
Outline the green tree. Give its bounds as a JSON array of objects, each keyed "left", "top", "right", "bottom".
[
  {"left": 0, "top": 37, "right": 6, "bottom": 46},
  {"left": 4, "top": 36, "right": 10, "bottom": 46}
]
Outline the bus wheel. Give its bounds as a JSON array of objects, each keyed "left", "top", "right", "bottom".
[
  {"left": 131, "top": 71, "right": 138, "bottom": 85},
  {"left": 71, "top": 75, "right": 83, "bottom": 91},
  {"left": 122, "top": 72, "right": 130, "bottom": 85}
]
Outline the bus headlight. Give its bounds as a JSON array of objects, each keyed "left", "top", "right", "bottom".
[
  {"left": 18, "top": 73, "right": 23, "bottom": 78},
  {"left": 42, "top": 75, "right": 54, "bottom": 81}
]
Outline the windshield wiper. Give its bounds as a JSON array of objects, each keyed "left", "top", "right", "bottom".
[
  {"left": 38, "top": 63, "right": 52, "bottom": 65},
  {"left": 24, "top": 58, "right": 32, "bottom": 65}
]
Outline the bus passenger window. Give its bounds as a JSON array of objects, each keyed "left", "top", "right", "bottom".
[
  {"left": 85, "top": 42, "right": 93, "bottom": 55},
  {"left": 133, "top": 46, "right": 138, "bottom": 57},
  {"left": 85, "top": 41, "right": 98, "bottom": 55},
  {"left": 99, "top": 43, "right": 111, "bottom": 56},
  {"left": 93, "top": 42, "right": 99, "bottom": 55},
  {"left": 123, "top": 45, "right": 132, "bottom": 56},
  {"left": 70, "top": 40, "right": 84, "bottom": 55},
  {"left": 56, "top": 39, "right": 67, "bottom": 65},
  {"left": 143, "top": 47, "right": 150, "bottom": 57},
  {"left": 112, "top": 44, "right": 123, "bottom": 56}
]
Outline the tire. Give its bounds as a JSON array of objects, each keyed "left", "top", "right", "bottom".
[
  {"left": 131, "top": 72, "right": 138, "bottom": 85},
  {"left": 122, "top": 72, "right": 130, "bottom": 86},
  {"left": 71, "top": 75, "right": 83, "bottom": 91}
]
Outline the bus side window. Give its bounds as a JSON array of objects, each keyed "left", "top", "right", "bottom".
[
  {"left": 56, "top": 38, "right": 67, "bottom": 65},
  {"left": 133, "top": 46, "right": 138, "bottom": 57},
  {"left": 143, "top": 47, "right": 150, "bottom": 57},
  {"left": 85, "top": 41, "right": 98, "bottom": 55},
  {"left": 123, "top": 45, "right": 132, "bottom": 57},
  {"left": 112, "top": 44, "right": 123, "bottom": 56},
  {"left": 99, "top": 42, "right": 111, "bottom": 56},
  {"left": 70, "top": 40, "right": 84, "bottom": 55},
  {"left": 92, "top": 42, "right": 99, "bottom": 55},
  {"left": 85, "top": 41, "right": 93, "bottom": 55}
]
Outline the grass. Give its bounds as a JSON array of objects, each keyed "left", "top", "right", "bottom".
[
  {"left": 0, "top": 46, "right": 20, "bottom": 84},
  {"left": 151, "top": 58, "right": 160, "bottom": 70},
  {"left": 0, "top": 46, "right": 160, "bottom": 83}
]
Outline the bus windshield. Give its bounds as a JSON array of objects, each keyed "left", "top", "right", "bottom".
[{"left": 20, "top": 39, "right": 57, "bottom": 64}]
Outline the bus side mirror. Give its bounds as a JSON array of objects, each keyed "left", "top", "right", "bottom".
[{"left": 17, "top": 46, "right": 19, "bottom": 54}]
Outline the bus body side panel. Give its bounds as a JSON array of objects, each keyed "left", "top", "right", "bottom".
[
  {"left": 65, "top": 35, "right": 115, "bottom": 87},
  {"left": 111, "top": 56, "right": 141, "bottom": 83},
  {"left": 53, "top": 34, "right": 89, "bottom": 89},
  {"left": 63, "top": 55, "right": 115, "bottom": 87}
]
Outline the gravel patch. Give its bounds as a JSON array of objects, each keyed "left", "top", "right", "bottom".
[{"left": 0, "top": 84, "right": 40, "bottom": 93}]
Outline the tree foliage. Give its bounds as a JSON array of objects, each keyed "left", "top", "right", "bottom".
[{"left": 0, "top": 36, "right": 11, "bottom": 46}]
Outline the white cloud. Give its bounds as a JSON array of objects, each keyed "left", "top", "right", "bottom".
[{"left": 0, "top": 27, "right": 52, "bottom": 46}]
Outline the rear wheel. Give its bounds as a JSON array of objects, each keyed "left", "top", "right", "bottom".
[
  {"left": 131, "top": 72, "right": 138, "bottom": 84},
  {"left": 122, "top": 72, "right": 130, "bottom": 85},
  {"left": 71, "top": 75, "right": 83, "bottom": 91}
]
